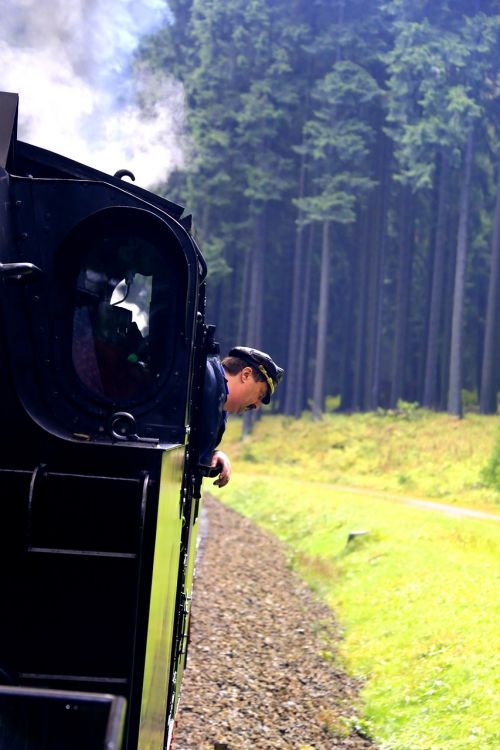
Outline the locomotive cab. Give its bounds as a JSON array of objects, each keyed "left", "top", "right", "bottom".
[{"left": 0, "top": 92, "right": 209, "bottom": 749}]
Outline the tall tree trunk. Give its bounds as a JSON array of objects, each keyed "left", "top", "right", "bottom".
[
  {"left": 312, "top": 220, "right": 331, "bottom": 420},
  {"left": 237, "top": 247, "right": 251, "bottom": 343},
  {"left": 210, "top": 276, "right": 225, "bottom": 344},
  {"left": 294, "top": 223, "right": 315, "bottom": 417},
  {"left": 363, "top": 191, "right": 380, "bottom": 410},
  {"left": 200, "top": 200, "right": 210, "bottom": 244},
  {"left": 423, "top": 153, "right": 449, "bottom": 408},
  {"left": 339, "top": 227, "right": 358, "bottom": 411},
  {"left": 439, "top": 214, "right": 456, "bottom": 410},
  {"left": 480, "top": 157, "right": 500, "bottom": 414},
  {"left": 371, "top": 136, "right": 391, "bottom": 409},
  {"left": 246, "top": 209, "right": 266, "bottom": 346},
  {"left": 390, "top": 185, "right": 414, "bottom": 408},
  {"left": 447, "top": 129, "right": 474, "bottom": 417},
  {"left": 243, "top": 207, "right": 266, "bottom": 437},
  {"left": 284, "top": 156, "right": 306, "bottom": 416},
  {"left": 352, "top": 210, "right": 369, "bottom": 410}
]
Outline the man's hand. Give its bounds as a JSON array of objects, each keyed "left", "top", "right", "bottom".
[{"left": 211, "top": 450, "right": 231, "bottom": 487}]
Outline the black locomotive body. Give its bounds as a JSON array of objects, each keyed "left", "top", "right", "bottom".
[{"left": 0, "top": 92, "right": 211, "bottom": 749}]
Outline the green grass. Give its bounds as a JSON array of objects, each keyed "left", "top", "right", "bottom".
[
  {"left": 216, "top": 411, "right": 500, "bottom": 750},
  {"left": 225, "top": 410, "right": 500, "bottom": 509}
]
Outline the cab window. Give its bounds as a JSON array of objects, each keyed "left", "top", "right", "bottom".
[{"left": 72, "top": 233, "right": 173, "bottom": 402}]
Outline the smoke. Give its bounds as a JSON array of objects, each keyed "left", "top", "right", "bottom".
[{"left": 0, "top": 0, "right": 185, "bottom": 188}]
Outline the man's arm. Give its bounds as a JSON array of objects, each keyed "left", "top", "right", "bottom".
[{"left": 211, "top": 450, "right": 232, "bottom": 487}]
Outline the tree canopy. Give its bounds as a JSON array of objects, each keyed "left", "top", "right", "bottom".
[{"left": 140, "top": 0, "right": 500, "bottom": 416}]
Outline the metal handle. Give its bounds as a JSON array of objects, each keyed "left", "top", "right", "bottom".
[{"left": 0, "top": 262, "right": 43, "bottom": 280}]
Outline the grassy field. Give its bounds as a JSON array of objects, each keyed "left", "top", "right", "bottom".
[
  {"left": 216, "top": 410, "right": 500, "bottom": 750},
  {"left": 224, "top": 409, "right": 500, "bottom": 509}
]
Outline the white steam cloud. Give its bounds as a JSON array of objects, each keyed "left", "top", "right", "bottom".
[{"left": 0, "top": 0, "right": 185, "bottom": 188}]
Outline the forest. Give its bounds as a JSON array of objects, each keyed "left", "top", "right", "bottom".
[{"left": 139, "top": 0, "right": 500, "bottom": 418}]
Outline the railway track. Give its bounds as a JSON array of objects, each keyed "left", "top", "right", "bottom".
[{"left": 174, "top": 495, "right": 375, "bottom": 750}]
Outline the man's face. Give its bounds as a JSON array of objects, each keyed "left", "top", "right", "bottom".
[{"left": 225, "top": 367, "right": 269, "bottom": 414}]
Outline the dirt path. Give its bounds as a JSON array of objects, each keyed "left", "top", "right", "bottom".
[
  {"left": 241, "top": 472, "right": 500, "bottom": 522},
  {"left": 174, "top": 495, "right": 375, "bottom": 750},
  {"left": 320, "top": 483, "right": 500, "bottom": 522}
]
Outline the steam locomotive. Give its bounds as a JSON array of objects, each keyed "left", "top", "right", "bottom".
[{"left": 0, "top": 91, "right": 214, "bottom": 749}]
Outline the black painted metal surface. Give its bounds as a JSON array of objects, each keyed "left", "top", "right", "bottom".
[{"left": 0, "top": 90, "right": 211, "bottom": 750}]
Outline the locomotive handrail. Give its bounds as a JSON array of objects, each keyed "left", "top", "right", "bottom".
[{"left": 0, "top": 261, "right": 43, "bottom": 279}]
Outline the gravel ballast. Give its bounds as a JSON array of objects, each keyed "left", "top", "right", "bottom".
[{"left": 174, "top": 494, "right": 376, "bottom": 750}]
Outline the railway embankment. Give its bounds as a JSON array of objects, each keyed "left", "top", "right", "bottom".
[{"left": 174, "top": 495, "right": 375, "bottom": 750}]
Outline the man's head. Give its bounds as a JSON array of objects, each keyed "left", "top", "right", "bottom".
[{"left": 222, "top": 347, "right": 284, "bottom": 414}]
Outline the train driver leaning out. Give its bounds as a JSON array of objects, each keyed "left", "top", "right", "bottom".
[{"left": 199, "top": 346, "right": 284, "bottom": 488}]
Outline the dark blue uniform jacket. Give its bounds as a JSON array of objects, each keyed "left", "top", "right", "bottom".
[{"left": 198, "top": 356, "right": 228, "bottom": 466}]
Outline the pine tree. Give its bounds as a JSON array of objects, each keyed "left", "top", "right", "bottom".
[
  {"left": 296, "top": 61, "right": 379, "bottom": 417},
  {"left": 480, "top": 157, "right": 500, "bottom": 413}
]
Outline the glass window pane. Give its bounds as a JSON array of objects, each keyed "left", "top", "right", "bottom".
[{"left": 72, "top": 234, "right": 173, "bottom": 401}]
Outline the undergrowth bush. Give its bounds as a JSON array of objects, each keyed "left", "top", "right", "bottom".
[
  {"left": 324, "top": 395, "right": 341, "bottom": 412},
  {"left": 462, "top": 388, "right": 479, "bottom": 411},
  {"left": 481, "top": 433, "right": 500, "bottom": 492}
]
